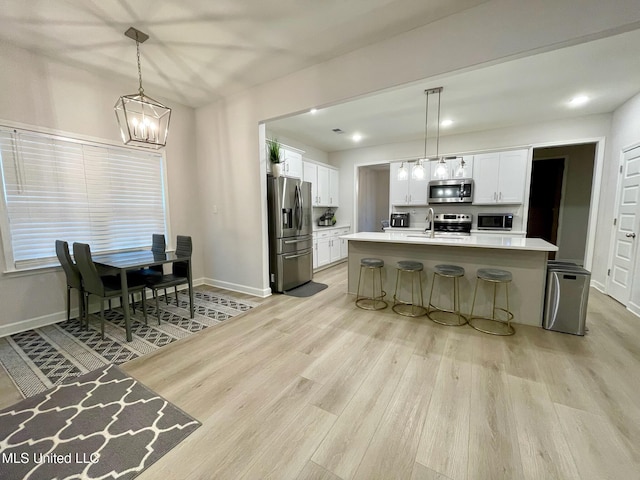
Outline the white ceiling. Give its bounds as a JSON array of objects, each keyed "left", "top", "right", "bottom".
[
  {"left": 268, "top": 28, "right": 640, "bottom": 152},
  {"left": 0, "top": 0, "right": 487, "bottom": 107}
]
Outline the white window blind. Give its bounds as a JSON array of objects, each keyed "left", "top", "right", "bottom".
[{"left": 0, "top": 126, "right": 168, "bottom": 270}]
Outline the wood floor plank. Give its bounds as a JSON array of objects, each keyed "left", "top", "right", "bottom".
[
  {"left": 312, "top": 332, "right": 415, "bottom": 479},
  {"left": 240, "top": 404, "right": 336, "bottom": 480},
  {"left": 554, "top": 403, "right": 639, "bottom": 479},
  {"left": 353, "top": 353, "right": 441, "bottom": 480},
  {"left": 415, "top": 336, "right": 472, "bottom": 480},
  {"left": 296, "top": 461, "right": 344, "bottom": 480},
  {"left": 506, "top": 375, "right": 581, "bottom": 480},
  {"left": 411, "top": 462, "right": 454, "bottom": 480}
]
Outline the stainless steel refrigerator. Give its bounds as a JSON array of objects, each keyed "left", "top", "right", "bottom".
[{"left": 267, "top": 176, "right": 313, "bottom": 292}]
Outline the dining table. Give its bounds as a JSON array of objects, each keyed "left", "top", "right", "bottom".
[{"left": 92, "top": 249, "right": 194, "bottom": 341}]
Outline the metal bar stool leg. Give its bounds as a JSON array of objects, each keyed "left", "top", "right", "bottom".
[
  {"left": 427, "top": 264, "right": 467, "bottom": 326},
  {"left": 468, "top": 268, "right": 515, "bottom": 336},
  {"left": 392, "top": 260, "right": 426, "bottom": 317},
  {"left": 355, "top": 258, "right": 387, "bottom": 310}
]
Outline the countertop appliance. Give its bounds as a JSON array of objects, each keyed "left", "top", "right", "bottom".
[
  {"left": 267, "top": 176, "right": 313, "bottom": 292},
  {"left": 390, "top": 212, "right": 410, "bottom": 228},
  {"left": 543, "top": 262, "right": 590, "bottom": 335},
  {"left": 477, "top": 213, "right": 514, "bottom": 231},
  {"left": 317, "top": 209, "right": 335, "bottom": 226},
  {"left": 428, "top": 178, "right": 473, "bottom": 204},
  {"left": 433, "top": 213, "right": 472, "bottom": 236}
]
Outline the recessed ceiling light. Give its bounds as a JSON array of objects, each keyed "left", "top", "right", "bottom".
[
  {"left": 352, "top": 133, "right": 362, "bottom": 142},
  {"left": 568, "top": 95, "right": 589, "bottom": 107},
  {"left": 441, "top": 119, "right": 453, "bottom": 127},
  {"left": 309, "top": 108, "right": 317, "bottom": 114}
]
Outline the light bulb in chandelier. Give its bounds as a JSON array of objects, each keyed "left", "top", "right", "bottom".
[
  {"left": 411, "top": 160, "right": 426, "bottom": 180},
  {"left": 397, "top": 162, "right": 408, "bottom": 181}
]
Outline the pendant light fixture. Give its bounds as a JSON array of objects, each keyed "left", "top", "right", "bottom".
[
  {"left": 397, "top": 162, "right": 409, "bottom": 180},
  {"left": 454, "top": 157, "right": 468, "bottom": 177},
  {"left": 114, "top": 27, "right": 171, "bottom": 149},
  {"left": 425, "top": 87, "right": 449, "bottom": 180}
]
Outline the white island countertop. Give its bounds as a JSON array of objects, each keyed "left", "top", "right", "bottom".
[{"left": 340, "top": 232, "right": 557, "bottom": 252}]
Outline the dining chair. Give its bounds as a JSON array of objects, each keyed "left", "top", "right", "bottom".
[
  {"left": 146, "top": 235, "right": 193, "bottom": 324},
  {"left": 73, "top": 242, "right": 147, "bottom": 339},
  {"left": 55, "top": 240, "right": 84, "bottom": 322}
]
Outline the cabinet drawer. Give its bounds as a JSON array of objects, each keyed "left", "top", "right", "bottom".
[{"left": 334, "top": 228, "right": 350, "bottom": 236}]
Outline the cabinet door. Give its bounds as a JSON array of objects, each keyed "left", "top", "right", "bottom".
[
  {"left": 497, "top": 150, "right": 528, "bottom": 204},
  {"left": 329, "top": 238, "right": 341, "bottom": 263},
  {"left": 472, "top": 153, "right": 500, "bottom": 204},
  {"left": 389, "top": 162, "right": 409, "bottom": 206},
  {"left": 282, "top": 149, "right": 303, "bottom": 178},
  {"left": 408, "top": 168, "right": 429, "bottom": 205},
  {"left": 303, "top": 162, "right": 319, "bottom": 206},
  {"left": 329, "top": 168, "right": 340, "bottom": 206},
  {"left": 317, "top": 165, "right": 330, "bottom": 206},
  {"left": 316, "top": 237, "right": 331, "bottom": 267}
]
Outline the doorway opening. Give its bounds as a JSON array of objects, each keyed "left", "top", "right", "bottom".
[
  {"left": 527, "top": 143, "right": 596, "bottom": 265},
  {"left": 357, "top": 164, "right": 390, "bottom": 232}
]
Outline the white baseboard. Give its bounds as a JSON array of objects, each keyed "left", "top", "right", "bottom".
[
  {"left": 627, "top": 302, "right": 640, "bottom": 318},
  {"left": 203, "top": 278, "right": 271, "bottom": 298},
  {"left": 591, "top": 280, "right": 606, "bottom": 293},
  {"left": 0, "top": 277, "right": 208, "bottom": 338}
]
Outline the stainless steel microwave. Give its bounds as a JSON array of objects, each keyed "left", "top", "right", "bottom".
[
  {"left": 477, "top": 213, "right": 514, "bottom": 230},
  {"left": 428, "top": 179, "right": 473, "bottom": 203}
]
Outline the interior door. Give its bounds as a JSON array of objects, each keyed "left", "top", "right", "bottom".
[{"left": 609, "top": 146, "right": 640, "bottom": 304}]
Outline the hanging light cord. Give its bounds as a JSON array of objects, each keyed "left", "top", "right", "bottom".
[
  {"left": 423, "top": 90, "right": 429, "bottom": 159},
  {"left": 136, "top": 37, "right": 144, "bottom": 97},
  {"left": 435, "top": 88, "right": 441, "bottom": 159}
]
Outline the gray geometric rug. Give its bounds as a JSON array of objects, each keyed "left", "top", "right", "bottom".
[
  {"left": 0, "top": 289, "right": 258, "bottom": 398},
  {"left": 0, "top": 364, "right": 200, "bottom": 480}
]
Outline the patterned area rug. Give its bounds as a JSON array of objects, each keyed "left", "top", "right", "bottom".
[
  {"left": 0, "top": 289, "right": 258, "bottom": 398},
  {"left": 0, "top": 364, "right": 200, "bottom": 480}
]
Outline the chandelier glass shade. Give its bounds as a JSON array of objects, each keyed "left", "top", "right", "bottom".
[{"left": 114, "top": 27, "right": 171, "bottom": 149}]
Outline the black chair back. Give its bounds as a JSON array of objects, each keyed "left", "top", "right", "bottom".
[
  {"left": 173, "top": 235, "right": 192, "bottom": 277},
  {"left": 73, "top": 243, "right": 105, "bottom": 296},
  {"left": 150, "top": 234, "right": 166, "bottom": 272},
  {"left": 55, "top": 240, "right": 82, "bottom": 290}
]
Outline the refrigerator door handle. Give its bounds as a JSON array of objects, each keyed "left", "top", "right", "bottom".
[
  {"left": 284, "top": 238, "right": 308, "bottom": 244},
  {"left": 283, "top": 252, "right": 308, "bottom": 260},
  {"left": 294, "top": 184, "right": 303, "bottom": 231}
]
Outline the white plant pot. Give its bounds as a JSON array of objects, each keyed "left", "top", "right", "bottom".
[{"left": 272, "top": 163, "right": 283, "bottom": 177}]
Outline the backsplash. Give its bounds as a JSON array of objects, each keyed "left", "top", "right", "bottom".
[{"left": 390, "top": 204, "right": 525, "bottom": 231}]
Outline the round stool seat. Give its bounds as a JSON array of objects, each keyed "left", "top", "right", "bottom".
[
  {"left": 361, "top": 258, "right": 384, "bottom": 268},
  {"left": 397, "top": 260, "right": 423, "bottom": 272},
  {"left": 434, "top": 264, "right": 465, "bottom": 277},
  {"left": 477, "top": 268, "right": 512, "bottom": 282}
]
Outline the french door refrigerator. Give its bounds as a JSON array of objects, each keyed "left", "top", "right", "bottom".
[{"left": 267, "top": 176, "right": 313, "bottom": 292}]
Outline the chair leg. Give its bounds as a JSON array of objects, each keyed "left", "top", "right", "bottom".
[
  {"left": 174, "top": 286, "right": 179, "bottom": 305},
  {"left": 100, "top": 299, "right": 105, "bottom": 340},
  {"left": 108, "top": 299, "right": 112, "bottom": 310},
  {"left": 131, "top": 293, "right": 136, "bottom": 314},
  {"left": 142, "top": 290, "right": 148, "bottom": 325},
  {"left": 188, "top": 283, "right": 194, "bottom": 319},
  {"left": 155, "top": 290, "right": 161, "bottom": 325},
  {"left": 165, "top": 288, "right": 169, "bottom": 305},
  {"left": 66, "top": 287, "right": 71, "bottom": 322}
]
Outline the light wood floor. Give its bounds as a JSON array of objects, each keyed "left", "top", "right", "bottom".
[{"left": 2, "top": 262, "right": 640, "bottom": 479}]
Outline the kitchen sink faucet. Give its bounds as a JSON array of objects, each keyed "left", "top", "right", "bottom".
[{"left": 425, "top": 208, "right": 435, "bottom": 238}]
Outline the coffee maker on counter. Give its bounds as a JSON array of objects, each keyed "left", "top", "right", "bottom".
[{"left": 317, "top": 209, "right": 336, "bottom": 226}]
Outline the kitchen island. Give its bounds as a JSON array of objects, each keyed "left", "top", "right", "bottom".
[{"left": 341, "top": 232, "right": 558, "bottom": 327}]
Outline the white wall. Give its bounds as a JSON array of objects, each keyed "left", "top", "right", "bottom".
[
  {"left": 0, "top": 43, "right": 201, "bottom": 332},
  {"left": 357, "top": 167, "right": 390, "bottom": 232},
  {"left": 195, "top": 0, "right": 640, "bottom": 296},
  {"left": 592, "top": 92, "right": 640, "bottom": 289}
]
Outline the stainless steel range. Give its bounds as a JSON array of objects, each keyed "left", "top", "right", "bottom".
[{"left": 433, "top": 213, "right": 472, "bottom": 236}]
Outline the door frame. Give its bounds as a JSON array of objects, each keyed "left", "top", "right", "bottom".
[
  {"left": 529, "top": 137, "right": 605, "bottom": 273},
  {"left": 606, "top": 141, "right": 640, "bottom": 308}
]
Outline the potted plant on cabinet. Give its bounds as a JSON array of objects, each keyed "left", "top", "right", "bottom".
[{"left": 267, "top": 138, "right": 282, "bottom": 177}]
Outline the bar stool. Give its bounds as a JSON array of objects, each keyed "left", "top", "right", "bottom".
[
  {"left": 355, "top": 258, "right": 387, "bottom": 310},
  {"left": 427, "top": 264, "right": 467, "bottom": 326},
  {"left": 392, "top": 260, "right": 427, "bottom": 317},
  {"left": 468, "top": 268, "right": 515, "bottom": 336}
]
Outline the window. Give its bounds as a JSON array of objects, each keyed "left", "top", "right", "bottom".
[{"left": 0, "top": 126, "right": 168, "bottom": 271}]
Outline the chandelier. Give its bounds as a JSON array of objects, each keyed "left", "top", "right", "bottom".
[{"left": 114, "top": 27, "right": 171, "bottom": 149}]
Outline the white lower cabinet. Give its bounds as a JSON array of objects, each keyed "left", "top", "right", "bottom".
[{"left": 313, "top": 227, "right": 350, "bottom": 269}]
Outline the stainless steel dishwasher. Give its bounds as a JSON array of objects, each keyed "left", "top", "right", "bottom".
[{"left": 543, "top": 262, "right": 591, "bottom": 335}]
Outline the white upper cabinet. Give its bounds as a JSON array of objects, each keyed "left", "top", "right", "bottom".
[
  {"left": 472, "top": 149, "right": 528, "bottom": 204},
  {"left": 281, "top": 147, "right": 303, "bottom": 179},
  {"left": 389, "top": 161, "right": 429, "bottom": 206},
  {"left": 303, "top": 161, "right": 339, "bottom": 207}
]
